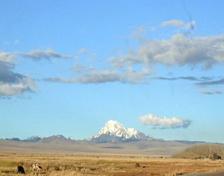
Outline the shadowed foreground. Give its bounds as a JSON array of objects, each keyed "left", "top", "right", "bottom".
[
  {"left": 0, "top": 153, "right": 224, "bottom": 176},
  {"left": 186, "top": 171, "right": 224, "bottom": 176}
]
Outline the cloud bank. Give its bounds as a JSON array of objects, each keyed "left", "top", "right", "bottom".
[
  {"left": 43, "top": 21, "right": 224, "bottom": 95},
  {"left": 1, "top": 20, "right": 224, "bottom": 96},
  {"left": 112, "top": 34, "right": 224, "bottom": 68},
  {"left": 46, "top": 35, "right": 224, "bottom": 92},
  {"left": 139, "top": 113, "right": 191, "bottom": 129}
]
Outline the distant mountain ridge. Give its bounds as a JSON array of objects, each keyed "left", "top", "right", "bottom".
[
  {"left": 5, "top": 136, "right": 41, "bottom": 142},
  {"left": 5, "top": 135, "right": 71, "bottom": 143}
]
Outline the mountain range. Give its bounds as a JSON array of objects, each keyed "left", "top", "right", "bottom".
[
  {"left": 4, "top": 120, "right": 150, "bottom": 143},
  {"left": 0, "top": 120, "right": 207, "bottom": 156}
]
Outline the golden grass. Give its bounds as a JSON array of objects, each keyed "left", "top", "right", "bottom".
[{"left": 0, "top": 152, "right": 224, "bottom": 176}]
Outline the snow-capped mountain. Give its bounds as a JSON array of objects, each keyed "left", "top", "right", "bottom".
[{"left": 92, "top": 120, "right": 148, "bottom": 142}]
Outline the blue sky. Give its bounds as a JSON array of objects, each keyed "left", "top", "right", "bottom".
[{"left": 0, "top": 0, "right": 224, "bottom": 142}]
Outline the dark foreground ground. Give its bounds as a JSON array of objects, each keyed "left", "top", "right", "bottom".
[{"left": 185, "top": 171, "right": 224, "bottom": 176}]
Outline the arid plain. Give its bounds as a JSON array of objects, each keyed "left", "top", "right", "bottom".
[{"left": 1, "top": 152, "right": 224, "bottom": 176}]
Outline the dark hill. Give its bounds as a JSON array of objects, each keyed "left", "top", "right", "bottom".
[{"left": 174, "top": 144, "right": 224, "bottom": 159}]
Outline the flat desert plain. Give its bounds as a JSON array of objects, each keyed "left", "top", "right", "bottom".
[{"left": 0, "top": 153, "right": 224, "bottom": 176}]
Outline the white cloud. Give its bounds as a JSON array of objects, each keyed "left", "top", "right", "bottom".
[{"left": 139, "top": 114, "right": 191, "bottom": 129}]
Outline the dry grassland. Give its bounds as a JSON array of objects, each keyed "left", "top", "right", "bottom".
[{"left": 0, "top": 153, "right": 224, "bottom": 176}]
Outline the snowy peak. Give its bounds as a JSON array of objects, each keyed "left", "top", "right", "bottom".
[
  {"left": 126, "top": 128, "right": 141, "bottom": 138},
  {"left": 93, "top": 120, "right": 148, "bottom": 142},
  {"left": 98, "top": 120, "right": 127, "bottom": 138}
]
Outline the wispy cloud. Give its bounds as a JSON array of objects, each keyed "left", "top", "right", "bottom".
[
  {"left": 155, "top": 76, "right": 224, "bottom": 96},
  {"left": 46, "top": 67, "right": 151, "bottom": 84},
  {"left": 1, "top": 49, "right": 69, "bottom": 62},
  {"left": 161, "top": 19, "right": 196, "bottom": 30},
  {"left": 201, "top": 90, "right": 222, "bottom": 95},
  {"left": 197, "top": 78, "right": 224, "bottom": 86},
  {"left": 139, "top": 113, "right": 191, "bottom": 129},
  {"left": 154, "top": 76, "right": 212, "bottom": 81},
  {"left": 20, "top": 49, "right": 69, "bottom": 60}
]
